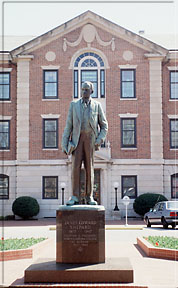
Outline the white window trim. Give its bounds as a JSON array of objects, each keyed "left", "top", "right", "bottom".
[
  {"left": 118, "top": 65, "right": 137, "bottom": 69},
  {"left": 120, "top": 98, "right": 137, "bottom": 101},
  {"left": 0, "top": 68, "right": 12, "bottom": 72},
  {"left": 69, "top": 47, "right": 109, "bottom": 69},
  {"left": 42, "top": 149, "right": 59, "bottom": 151},
  {"left": 119, "top": 113, "right": 138, "bottom": 118},
  {"left": 41, "top": 66, "right": 60, "bottom": 70},
  {"left": 0, "top": 101, "right": 11, "bottom": 103},
  {"left": 74, "top": 55, "right": 105, "bottom": 99},
  {"left": 73, "top": 53, "right": 106, "bottom": 99},
  {"left": 121, "top": 148, "right": 137, "bottom": 150},
  {"left": 167, "top": 66, "right": 178, "bottom": 71},
  {"left": 0, "top": 116, "right": 12, "bottom": 120},
  {"left": 168, "top": 115, "right": 178, "bottom": 119},
  {"left": 41, "top": 114, "right": 60, "bottom": 119},
  {"left": 42, "top": 99, "right": 59, "bottom": 102}
]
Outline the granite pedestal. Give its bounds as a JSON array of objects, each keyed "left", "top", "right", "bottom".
[
  {"left": 25, "top": 257, "right": 133, "bottom": 283},
  {"left": 56, "top": 205, "right": 105, "bottom": 264},
  {"left": 24, "top": 205, "right": 134, "bottom": 284}
]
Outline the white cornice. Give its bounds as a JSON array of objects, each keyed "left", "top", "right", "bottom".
[
  {"left": 168, "top": 51, "right": 178, "bottom": 60},
  {"left": 0, "top": 53, "right": 12, "bottom": 63},
  {"left": 13, "top": 55, "right": 34, "bottom": 62},
  {"left": 144, "top": 53, "right": 167, "bottom": 60}
]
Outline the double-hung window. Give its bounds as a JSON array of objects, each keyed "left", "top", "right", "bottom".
[
  {"left": 170, "top": 71, "right": 178, "bottom": 99},
  {"left": 121, "top": 176, "right": 137, "bottom": 199},
  {"left": 0, "top": 73, "right": 10, "bottom": 100},
  {"left": 121, "top": 70, "right": 136, "bottom": 98},
  {"left": 43, "top": 119, "right": 58, "bottom": 149},
  {"left": 170, "top": 119, "right": 178, "bottom": 149},
  {"left": 43, "top": 70, "right": 58, "bottom": 99},
  {"left": 43, "top": 176, "right": 58, "bottom": 199},
  {"left": 171, "top": 174, "right": 178, "bottom": 198},
  {"left": 121, "top": 118, "right": 136, "bottom": 148},
  {"left": 81, "top": 70, "right": 98, "bottom": 98},
  {"left": 0, "top": 121, "right": 10, "bottom": 150},
  {"left": 0, "top": 174, "right": 9, "bottom": 199}
]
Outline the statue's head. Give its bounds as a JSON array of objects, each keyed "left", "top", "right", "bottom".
[{"left": 81, "top": 81, "right": 94, "bottom": 101}]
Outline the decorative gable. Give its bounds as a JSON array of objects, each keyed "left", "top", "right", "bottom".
[{"left": 11, "top": 10, "right": 168, "bottom": 58}]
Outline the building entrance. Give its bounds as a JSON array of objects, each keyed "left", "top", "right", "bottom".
[{"left": 80, "top": 169, "right": 100, "bottom": 204}]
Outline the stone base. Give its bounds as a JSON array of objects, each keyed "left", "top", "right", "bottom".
[
  {"left": 25, "top": 257, "right": 134, "bottom": 283},
  {"left": 56, "top": 205, "right": 105, "bottom": 263}
]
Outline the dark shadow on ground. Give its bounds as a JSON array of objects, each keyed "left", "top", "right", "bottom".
[
  {"left": 0, "top": 218, "right": 56, "bottom": 227},
  {"left": 144, "top": 226, "right": 177, "bottom": 231}
]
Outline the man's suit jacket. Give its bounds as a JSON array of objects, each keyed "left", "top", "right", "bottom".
[{"left": 62, "top": 98, "right": 108, "bottom": 154}]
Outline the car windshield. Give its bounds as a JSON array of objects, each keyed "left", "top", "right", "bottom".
[{"left": 167, "top": 202, "right": 178, "bottom": 209}]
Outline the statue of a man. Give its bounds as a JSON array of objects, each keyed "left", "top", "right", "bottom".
[{"left": 62, "top": 81, "right": 108, "bottom": 205}]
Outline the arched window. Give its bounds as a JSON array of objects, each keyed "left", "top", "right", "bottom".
[
  {"left": 171, "top": 173, "right": 178, "bottom": 198},
  {"left": 73, "top": 52, "right": 105, "bottom": 99},
  {"left": 0, "top": 174, "right": 9, "bottom": 199}
]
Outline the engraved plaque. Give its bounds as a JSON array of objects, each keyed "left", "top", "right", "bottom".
[{"left": 56, "top": 206, "right": 105, "bottom": 264}]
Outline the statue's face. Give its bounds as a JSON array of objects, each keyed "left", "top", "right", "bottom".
[{"left": 82, "top": 87, "right": 91, "bottom": 101}]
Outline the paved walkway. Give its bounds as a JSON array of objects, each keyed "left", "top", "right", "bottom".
[{"left": 0, "top": 219, "right": 178, "bottom": 288}]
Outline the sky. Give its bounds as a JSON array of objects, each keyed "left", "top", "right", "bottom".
[{"left": 0, "top": 0, "right": 177, "bottom": 38}]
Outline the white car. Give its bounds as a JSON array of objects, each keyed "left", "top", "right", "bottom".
[{"left": 144, "top": 201, "right": 178, "bottom": 229}]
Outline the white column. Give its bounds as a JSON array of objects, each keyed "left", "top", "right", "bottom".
[
  {"left": 101, "top": 168, "right": 107, "bottom": 208},
  {"left": 149, "top": 57, "right": 164, "bottom": 160},
  {"left": 16, "top": 56, "right": 33, "bottom": 161}
]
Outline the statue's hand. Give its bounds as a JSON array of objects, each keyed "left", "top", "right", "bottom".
[
  {"left": 62, "top": 146, "right": 68, "bottom": 155},
  {"left": 95, "top": 143, "right": 100, "bottom": 151}
]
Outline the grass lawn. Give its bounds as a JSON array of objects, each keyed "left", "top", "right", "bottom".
[
  {"left": 144, "top": 236, "right": 178, "bottom": 250},
  {"left": 0, "top": 237, "right": 46, "bottom": 251}
]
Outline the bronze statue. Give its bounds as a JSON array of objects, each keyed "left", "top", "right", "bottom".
[{"left": 62, "top": 81, "right": 108, "bottom": 205}]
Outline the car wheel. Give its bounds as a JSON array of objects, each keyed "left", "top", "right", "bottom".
[
  {"left": 146, "top": 217, "right": 151, "bottom": 227},
  {"left": 162, "top": 217, "right": 168, "bottom": 229},
  {"left": 172, "top": 223, "right": 176, "bottom": 229}
]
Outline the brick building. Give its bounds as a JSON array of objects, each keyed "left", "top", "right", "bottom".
[{"left": 0, "top": 11, "right": 178, "bottom": 218}]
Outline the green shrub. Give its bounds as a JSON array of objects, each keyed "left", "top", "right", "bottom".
[
  {"left": 133, "top": 193, "right": 168, "bottom": 216},
  {"left": 0, "top": 215, "right": 15, "bottom": 220},
  {"left": 12, "top": 196, "right": 40, "bottom": 219},
  {"left": 5, "top": 215, "right": 15, "bottom": 220}
]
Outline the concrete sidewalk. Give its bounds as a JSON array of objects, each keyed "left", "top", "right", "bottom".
[
  {"left": 0, "top": 218, "right": 145, "bottom": 227},
  {"left": 0, "top": 219, "right": 178, "bottom": 288}
]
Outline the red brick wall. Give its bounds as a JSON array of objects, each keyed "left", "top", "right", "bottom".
[
  {"left": 1, "top": 26, "right": 177, "bottom": 162},
  {"left": 29, "top": 24, "right": 151, "bottom": 160},
  {"left": 0, "top": 63, "right": 17, "bottom": 160},
  {"left": 162, "top": 62, "right": 178, "bottom": 159}
]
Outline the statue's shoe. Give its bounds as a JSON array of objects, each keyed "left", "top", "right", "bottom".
[
  {"left": 66, "top": 196, "right": 79, "bottom": 206},
  {"left": 86, "top": 196, "right": 97, "bottom": 205}
]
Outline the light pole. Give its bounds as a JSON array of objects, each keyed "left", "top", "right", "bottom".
[
  {"left": 113, "top": 182, "right": 119, "bottom": 211},
  {"left": 60, "top": 182, "right": 66, "bottom": 205},
  {"left": 122, "top": 196, "right": 130, "bottom": 226}
]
